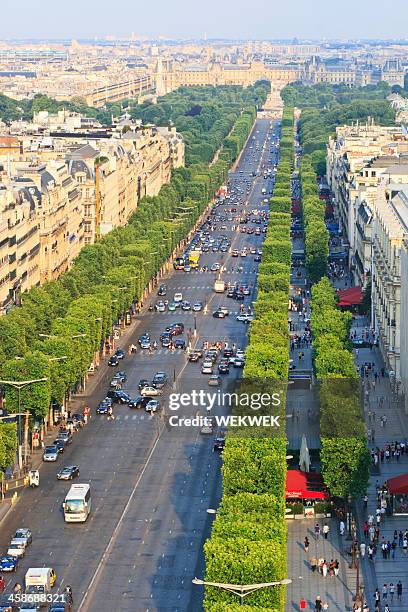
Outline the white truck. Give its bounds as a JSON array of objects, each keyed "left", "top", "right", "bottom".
[
  {"left": 25, "top": 567, "right": 57, "bottom": 595},
  {"left": 214, "top": 279, "right": 225, "bottom": 293}
]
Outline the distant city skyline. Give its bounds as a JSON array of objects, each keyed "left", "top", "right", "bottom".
[{"left": 2, "top": 0, "right": 408, "bottom": 41}]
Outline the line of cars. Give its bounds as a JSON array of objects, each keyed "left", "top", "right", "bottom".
[
  {"left": 96, "top": 370, "right": 169, "bottom": 416},
  {"left": 42, "top": 414, "right": 86, "bottom": 463}
]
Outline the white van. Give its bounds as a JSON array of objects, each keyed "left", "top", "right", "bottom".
[
  {"left": 63, "top": 483, "right": 91, "bottom": 522},
  {"left": 25, "top": 567, "right": 57, "bottom": 594}
]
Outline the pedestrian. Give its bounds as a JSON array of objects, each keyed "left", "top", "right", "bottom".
[
  {"left": 0, "top": 575, "right": 4, "bottom": 593},
  {"left": 334, "top": 559, "right": 339, "bottom": 576},
  {"left": 384, "top": 604, "right": 390, "bottom": 612},
  {"left": 363, "top": 494, "right": 368, "bottom": 508},
  {"left": 363, "top": 521, "right": 369, "bottom": 539},
  {"left": 339, "top": 520, "right": 345, "bottom": 536},
  {"left": 368, "top": 545, "right": 374, "bottom": 561},
  {"left": 382, "top": 584, "right": 388, "bottom": 600},
  {"left": 390, "top": 583, "right": 395, "bottom": 602},
  {"left": 322, "top": 561, "right": 328, "bottom": 577},
  {"left": 403, "top": 537, "right": 408, "bottom": 555},
  {"left": 360, "top": 541, "right": 366, "bottom": 558},
  {"left": 300, "top": 598, "right": 307, "bottom": 610},
  {"left": 304, "top": 536, "right": 309, "bottom": 554},
  {"left": 315, "top": 595, "right": 323, "bottom": 612},
  {"left": 374, "top": 588, "right": 380, "bottom": 606},
  {"left": 314, "top": 523, "right": 321, "bottom": 540},
  {"left": 310, "top": 555, "right": 317, "bottom": 572},
  {"left": 322, "top": 523, "right": 329, "bottom": 539},
  {"left": 397, "top": 580, "right": 402, "bottom": 601}
]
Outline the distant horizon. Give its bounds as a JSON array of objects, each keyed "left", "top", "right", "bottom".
[
  {"left": 2, "top": 37, "right": 408, "bottom": 45},
  {"left": 2, "top": 0, "right": 408, "bottom": 40}
]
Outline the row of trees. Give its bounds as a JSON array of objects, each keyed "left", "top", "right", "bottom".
[
  {"left": 311, "top": 278, "right": 370, "bottom": 498},
  {"left": 299, "top": 156, "right": 329, "bottom": 284},
  {"left": 282, "top": 83, "right": 396, "bottom": 176},
  {"left": 0, "top": 83, "right": 269, "bottom": 445},
  {"left": 204, "top": 106, "right": 295, "bottom": 611}
]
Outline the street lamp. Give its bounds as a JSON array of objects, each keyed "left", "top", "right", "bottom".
[
  {"left": 0, "top": 378, "right": 48, "bottom": 469},
  {"left": 346, "top": 493, "right": 353, "bottom": 540},
  {"left": 192, "top": 578, "right": 292, "bottom": 606}
]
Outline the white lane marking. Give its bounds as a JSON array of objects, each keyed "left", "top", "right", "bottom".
[{"left": 77, "top": 429, "right": 165, "bottom": 611}]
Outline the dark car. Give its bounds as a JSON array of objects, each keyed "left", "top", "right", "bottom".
[
  {"left": 138, "top": 378, "right": 150, "bottom": 390},
  {"left": 57, "top": 465, "right": 80, "bottom": 480},
  {"left": 129, "top": 395, "right": 152, "bottom": 410},
  {"left": 97, "top": 398, "right": 113, "bottom": 413},
  {"left": 189, "top": 352, "right": 200, "bottom": 362},
  {"left": 167, "top": 323, "right": 184, "bottom": 336},
  {"left": 157, "top": 285, "right": 167, "bottom": 296},
  {"left": 254, "top": 255, "right": 261, "bottom": 262},
  {"left": 234, "top": 292, "right": 245, "bottom": 301},
  {"left": 233, "top": 358, "right": 245, "bottom": 368},
  {"left": 213, "top": 437, "right": 226, "bottom": 451},
  {"left": 223, "top": 348, "right": 233, "bottom": 357},
  {"left": 0, "top": 555, "right": 18, "bottom": 572},
  {"left": 174, "top": 338, "right": 186, "bottom": 349},
  {"left": 152, "top": 372, "right": 168, "bottom": 389},
  {"left": 53, "top": 439, "right": 65, "bottom": 453},
  {"left": 107, "top": 390, "right": 131, "bottom": 404},
  {"left": 108, "top": 355, "right": 119, "bottom": 367},
  {"left": 212, "top": 310, "right": 227, "bottom": 319},
  {"left": 218, "top": 362, "right": 230, "bottom": 374},
  {"left": 115, "top": 349, "right": 125, "bottom": 360}
]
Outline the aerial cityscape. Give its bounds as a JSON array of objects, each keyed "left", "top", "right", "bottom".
[{"left": 1, "top": 1, "right": 408, "bottom": 611}]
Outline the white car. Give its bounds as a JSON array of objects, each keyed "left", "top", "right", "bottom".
[
  {"left": 236, "top": 314, "right": 254, "bottom": 323},
  {"left": 174, "top": 293, "right": 183, "bottom": 303},
  {"left": 140, "top": 386, "right": 162, "bottom": 396},
  {"left": 145, "top": 399, "right": 160, "bottom": 413},
  {"left": 201, "top": 361, "right": 213, "bottom": 374},
  {"left": 192, "top": 302, "right": 203, "bottom": 312},
  {"left": 14, "top": 528, "right": 32, "bottom": 546},
  {"left": 155, "top": 301, "right": 166, "bottom": 312},
  {"left": 7, "top": 539, "right": 26, "bottom": 558}
]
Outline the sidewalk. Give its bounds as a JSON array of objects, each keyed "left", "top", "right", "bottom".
[
  {"left": 286, "top": 518, "right": 356, "bottom": 611},
  {"left": 350, "top": 316, "right": 408, "bottom": 612}
]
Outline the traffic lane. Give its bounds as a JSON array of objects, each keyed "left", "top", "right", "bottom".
[
  {"left": 83, "top": 361, "right": 242, "bottom": 611},
  {"left": 86, "top": 427, "right": 221, "bottom": 612},
  {"left": 0, "top": 415, "right": 158, "bottom": 595},
  {"left": 81, "top": 123, "right": 274, "bottom": 610}
]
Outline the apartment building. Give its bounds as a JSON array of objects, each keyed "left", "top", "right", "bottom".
[
  {"left": 371, "top": 183, "right": 408, "bottom": 382},
  {"left": 327, "top": 123, "right": 408, "bottom": 284},
  {"left": 0, "top": 120, "right": 184, "bottom": 310}
]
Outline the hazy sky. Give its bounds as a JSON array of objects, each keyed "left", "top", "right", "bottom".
[{"left": 2, "top": 0, "right": 408, "bottom": 40}]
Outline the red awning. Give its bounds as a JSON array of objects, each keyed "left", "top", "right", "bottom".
[
  {"left": 387, "top": 473, "right": 408, "bottom": 494},
  {"left": 337, "top": 286, "right": 363, "bottom": 307},
  {"left": 286, "top": 469, "right": 329, "bottom": 500}
]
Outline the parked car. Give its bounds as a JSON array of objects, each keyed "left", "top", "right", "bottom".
[
  {"left": 13, "top": 528, "right": 32, "bottom": 546},
  {"left": 0, "top": 555, "right": 19, "bottom": 572}
]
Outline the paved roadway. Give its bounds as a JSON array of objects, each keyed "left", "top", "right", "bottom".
[{"left": 0, "top": 117, "right": 280, "bottom": 612}]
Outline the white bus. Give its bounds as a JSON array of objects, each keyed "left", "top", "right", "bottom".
[{"left": 63, "top": 484, "right": 91, "bottom": 523}]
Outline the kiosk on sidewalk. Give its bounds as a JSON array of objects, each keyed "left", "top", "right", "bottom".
[{"left": 387, "top": 473, "right": 408, "bottom": 515}]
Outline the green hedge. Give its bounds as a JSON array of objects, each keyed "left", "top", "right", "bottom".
[
  {"left": 204, "top": 105, "right": 295, "bottom": 612},
  {"left": 311, "top": 278, "right": 370, "bottom": 497}
]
